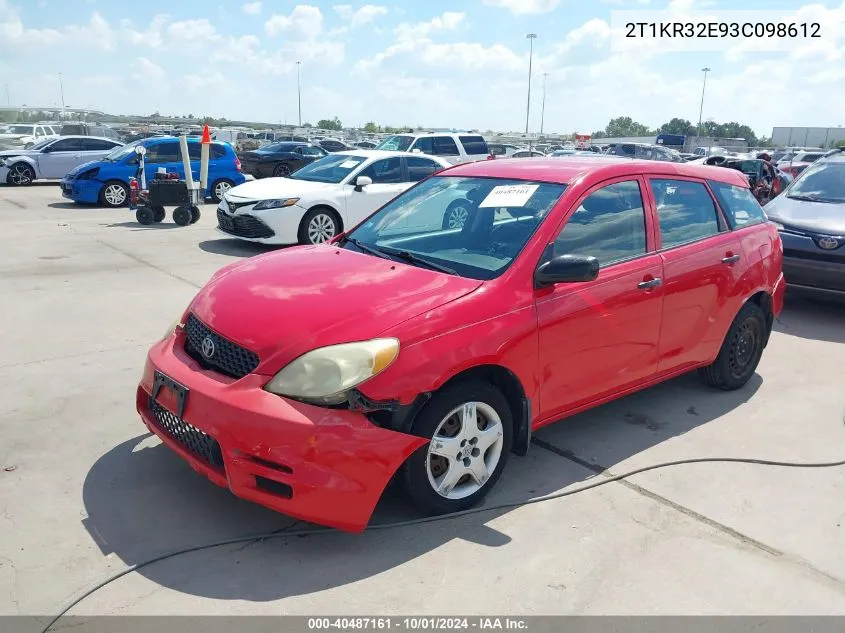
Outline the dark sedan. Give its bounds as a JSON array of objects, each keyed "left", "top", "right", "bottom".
[
  {"left": 764, "top": 152, "right": 845, "bottom": 298},
  {"left": 240, "top": 142, "right": 327, "bottom": 178}
]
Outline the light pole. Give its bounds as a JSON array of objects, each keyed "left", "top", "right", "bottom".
[
  {"left": 540, "top": 72, "right": 549, "bottom": 136},
  {"left": 697, "top": 67, "right": 710, "bottom": 139},
  {"left": 4, "top": 83, "right": 9, "bottom": 107},
  {"left": 524, "top": 33, "right": 537, "bottom": 135},
  {"left": 296, "top": 61, "right": 302, "bottom": 127},
  {"left": 58, "top": 73, "right": 66, "bottom": 119}
]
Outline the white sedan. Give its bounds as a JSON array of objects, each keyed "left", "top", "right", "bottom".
[{"left": 216, "top": 150, "right": 451, "bottom": 245}]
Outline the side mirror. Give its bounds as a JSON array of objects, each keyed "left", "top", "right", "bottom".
[
  {"left": 354, "top": 175, "right": 372, "bottom": 191},
  {"left": 534, "top": 254, "right": 599, "bottom": 288}
]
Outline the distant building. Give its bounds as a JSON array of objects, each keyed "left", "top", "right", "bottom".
[{"left": 771, "top": 126, "right": 845, "bottom": 148}]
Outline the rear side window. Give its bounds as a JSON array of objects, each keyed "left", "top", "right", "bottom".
[
  {"left": 82, "top": 138, "right": 119, "bottom": 151},
  {"left": 708, "top": 181, "right": 767, "bottom": 228},
  {"left": 357, "top": 157, "right": 402, "bottom": 183},
  {"left": 212, "top": 144, "right": 228, "bottom": 159},
  {"left": 406, "top": 157, "right": 440, "bottom": 182},
  {"left": 433, "top": 136, "right": 460, "bottom": 156},
  {"left": 459, "top": 135, "right": 489, "bottom": 156},
  {"left": 651, "top": 179, "right": 721, "bottom": 248},
  {"left": 50, "top": 138, "right": 84, "bottom": 151}
]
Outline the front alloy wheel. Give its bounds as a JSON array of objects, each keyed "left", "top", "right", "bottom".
[
  {"left": 7, "top": 163, "right": 35, "bottom": 186},
  {"left": 427, "top": 402, "right": 505, "bottom": 499},
  {"left": 100, "top": 182, "right": 128, "bottom": 207},
  {"left": 402, "top": 381, "right": 513, "bottom": 515}
]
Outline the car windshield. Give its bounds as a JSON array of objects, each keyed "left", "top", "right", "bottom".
[
  {"left": 787, "top": 162, "right": 845, "bottom": 203},
  {"left": 345, "top": 176, "right": 567, "bottom": 280},
  {"left": 29, "top": 138, "right": 56, "bottom": 150},
  {"left": 375, "top": 135, "right": 414, "bottom": 152},
  {"left": 103, "top": 140, "right": 140, "bottom": 162},
  {"left": 2, "top": 125, "right": 33, "bottom": 135},
  {"left": 289, "top": 154, "right": 367, "bottom": 183}
]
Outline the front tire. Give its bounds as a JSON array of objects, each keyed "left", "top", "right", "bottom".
[
  {"left": 173, "top": 206, "right": 192, "bottom": 226},
  {"left": 699, "top": 302, "right": 767, "bottom": 391},
  {"left": 151, "top": 206, "right": 166, "bottom": 223},
  {"left": 298, "top": 207, "right": 340, "bottom": 245},
  {"left": 189, "top": 206, "right": 201, "bottom": 224},
  {"left": 401, "top": 381, "right": 513, "bottom": 515},
  {"left": 6, "top": 163, "right": 35, "bottom": 186},
  {"left": 99, "top": 181, "right": 129, "bottom": 208},
  {"left": 442, "top": 199, "right": 470, "bottom": 230}
]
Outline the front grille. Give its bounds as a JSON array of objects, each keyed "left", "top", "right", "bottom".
[
  {"left": 224, "top": 198, "right": 254, "bottom": 212},
  {"left": 149, "top": 400, "right": 225, "bottom": 471},
  {"left": 184, "top": 313, "right": 260, "bottom": 379},
  {"left": 217, "top": 208, "right": 275, "bottom": 239},
  {"left": 784, "top": 248, "right": 845, "bottom": 264}
]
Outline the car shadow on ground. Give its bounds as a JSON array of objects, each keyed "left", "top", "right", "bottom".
[
  {"left": 774, "top": 293, "right": 845, "bottom": 344},
  {"left": 81, "top": 371, "right": 761, "bottom": 603},
  {"left": 47, "top": 201, "right": 97, "bottom": 210},
  {"left": 198, "top": 238, "right": 281, "bottom": 258},
  {"left": 99, "top": 221, "right": 186, "bottom": 230}
]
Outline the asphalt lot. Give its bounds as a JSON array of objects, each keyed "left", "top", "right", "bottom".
[{"left": 1, "top": 182, "right": 845, "bottom": 618}]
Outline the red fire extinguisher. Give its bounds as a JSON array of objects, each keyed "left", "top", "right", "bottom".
[{"left": 129, "top": 177, "right": 140, "bottom": 208}]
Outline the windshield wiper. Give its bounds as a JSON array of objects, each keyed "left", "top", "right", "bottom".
[
  {"left": 378, "top": 246, "right": 457, "bottom": 275},
  {"left": 787, "top": 194, "right": 835, "bottom": 203},
  {"left": 343, "top": 237, "right": 393, "bottom": 260}
]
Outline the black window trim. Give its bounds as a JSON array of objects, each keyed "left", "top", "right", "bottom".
[
  {"left": 544, "top": 175, "right": 652, "bottom": 272},
  {"left": 647, "top": 175, "right": 730, "bottom": 253}
]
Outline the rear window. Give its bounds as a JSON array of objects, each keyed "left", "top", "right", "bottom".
[
  {"left": 459, "top": 135, "right": 489, "bottom": 156},
  {"left": 708, "top": 181, "right": 767, "bottom": 228}
]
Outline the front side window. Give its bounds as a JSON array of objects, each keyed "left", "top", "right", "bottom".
[
  {"left": 553, "top": 180, "right": 647, "bottom": 267},
  {"left": 146, "top": 142, "right": 180, "bottom": 163},
  {"left": 346, "top": 177, "right": 566, "bottom": 280},
  {"left": 411, "top": 137, "right": 434, "bottom": 155},
  {"left": 709, "top": 181, "right": 767, "bottom": 228},
  {"left": 651, "top": 179, "right": 721, "bottom": 248},
  {"left": 357, "top": 158, "right": 402, "bottom": 184},
  {"left": 375, "top": 135, "right": 414, "bottom": 152}
]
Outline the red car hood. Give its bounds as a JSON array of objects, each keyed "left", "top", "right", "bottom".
[{"left": 189, "top": 245, "right": 482, "bottom": 373}]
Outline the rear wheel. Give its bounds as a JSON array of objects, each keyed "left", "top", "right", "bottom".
[
  {"left": 401, "top": 381, "right": 512, "bottom": 515},
  {"left": 699, "top": 302, "right": 767, "bottom": 390},
  {"left": 211, "top": 179, "right": 233, "bottom": 203},
  {"left": 151, "top": 206, "right": 166, "bottom": 223},
  {"left": 99, "top": 181, "right": 129, "bottom": 208},
  {"left": 6, "top": 163, "right": 35, "bottom": 186},
  {"left": 272, "top": 163, "right": 291, "bottom": 178},
  {"left": 189, "top": 206, "right": 201, "bottom": 224},
  {"left": 135, "top": 207, "right": 154, "bottom": 225}
]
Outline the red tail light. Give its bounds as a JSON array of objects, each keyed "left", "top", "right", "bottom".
[{"left": 235, "top": 156, "right": 242, "bottom": 172}]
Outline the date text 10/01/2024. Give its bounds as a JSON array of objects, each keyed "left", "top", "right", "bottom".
[
  {"left": 307, "top": 618, "right": 529, "bottom": 630},
  {"left": 625, "top": 21, "right": 821, "bottom": 38}
]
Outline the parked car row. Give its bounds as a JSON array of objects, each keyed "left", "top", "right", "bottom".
[{"left": 0, "top": 136, "right": 124, "bottom": 185}]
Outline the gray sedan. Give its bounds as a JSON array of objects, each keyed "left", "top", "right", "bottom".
[
  {"left": 764, "top": 151, "right": 845, "bottom": 298},
  {"left": 0, "top": 136, "right": 123, "bottom": 186}
]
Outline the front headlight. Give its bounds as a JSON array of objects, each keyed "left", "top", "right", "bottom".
[
  {"left": 264, "top": 338, "right": 399, "bottom": 405},
  {"left": 253, "top": 197, "right": 299, "bottom": 211}
]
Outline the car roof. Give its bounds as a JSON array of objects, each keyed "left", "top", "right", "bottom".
[
  {"left": 51, "top": 135, "right": 119, "bottom": 142},
  {"left": 333, "top": 149, "right": 450, "bottom": 162},
  {"left": 440, "top": 156, "right": 751, "bottom": 187}
]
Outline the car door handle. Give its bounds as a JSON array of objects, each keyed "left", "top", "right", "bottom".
[
  {"left": 721, "top": 254, "right": 741, "bottom": 264},
  {"left": 637, "top": 278, "right": 662, "bottom": 290}
]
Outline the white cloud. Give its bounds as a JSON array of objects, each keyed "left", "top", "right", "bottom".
[
  {"left": 132, "top": 57, "right": 166, "bottom": 81},
  {"left": 242, "top": 1, "right": 262, "bottom": 15},
  {"left": 394, "top": 11, "right": 465, "bottom": 40},
  {"left": 265, "top": 4, "right": 323, "bottom": 38},
  {"left": 482, "top": 0, "right": 561, "bottom": 15},
  {"left": 333, "top": 4, "right": 388, "bottom": 27},
  {"left": 0, "top": 3, "right": 113, "bottom": 49}
]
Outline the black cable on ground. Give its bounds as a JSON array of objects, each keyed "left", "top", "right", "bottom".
[{"left": 41, "top": 454, "right": 845, "bottom": 633}]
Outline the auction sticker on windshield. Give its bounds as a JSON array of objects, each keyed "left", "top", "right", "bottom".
[
  {"left": 340, "top": 160, "right": 361, "bottom": 169},
  {"left": 479, "top": 184, "right": 539, "bottom": 208}
]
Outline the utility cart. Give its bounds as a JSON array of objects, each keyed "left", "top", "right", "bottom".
[{"left": 132, "top": 173, "right": 201, "bottom": 226}]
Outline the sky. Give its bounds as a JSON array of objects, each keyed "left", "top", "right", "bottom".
[{"left": 0, "top": 0, "right": 843, "bottom": 136}]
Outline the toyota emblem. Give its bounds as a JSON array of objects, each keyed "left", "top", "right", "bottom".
[
  {"left": 201, "top": 336, "right": 215, "bottom": 359},
  {"left": 817, "top": 237, "right": 840, "bottom": 250}
]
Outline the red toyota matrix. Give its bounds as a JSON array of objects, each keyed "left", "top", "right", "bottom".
[{"left": 138, "top": 157, "right": 784, "bottom": 531}]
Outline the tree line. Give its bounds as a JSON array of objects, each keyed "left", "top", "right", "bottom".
[{"left": 592, "top": 116, "right": 768, "bottom": 146}]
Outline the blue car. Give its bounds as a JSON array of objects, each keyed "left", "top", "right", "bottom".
[{"left": 60, "top": 136, "right": 246, "bottom": 208}]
